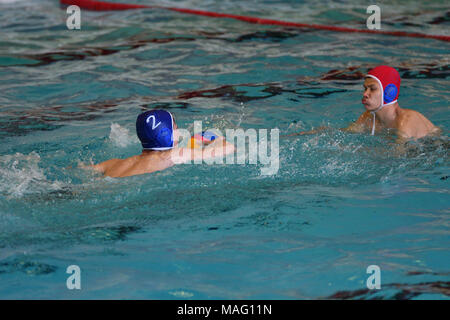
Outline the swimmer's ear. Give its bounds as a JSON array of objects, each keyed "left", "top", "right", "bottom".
[{"left": 171, "top": 113, "right": 177, "bottom": 129}]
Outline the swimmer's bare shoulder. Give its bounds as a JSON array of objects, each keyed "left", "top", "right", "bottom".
[
  {"left": 396, "top": 108, "right": 441, "bottom": 139},
  {"left": 82, "top": 155, "right": 171, "bottom": 178}
]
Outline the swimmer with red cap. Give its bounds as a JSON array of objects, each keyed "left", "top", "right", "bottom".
[
  {"left": 88, "top": 110, "right": 234, "bottom": 178},
  {"left": 291, "top": 65, "right": 441, "bottom": 140}
]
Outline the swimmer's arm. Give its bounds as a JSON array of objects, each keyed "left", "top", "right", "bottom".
[
  {"left": 393, "top": 135, "right": 410, "bottom": 156},
  {"left": 283, "top": 123, "right": 361, "bottom": 137},
  {"left": 171, "top": 136, "right": 235, "bottom": 164},
  {"left": 340, "top": 111, "right": 369, "bottom": 133},
  {"left": 340, "top": 122, "right": 364, "bottom": 133},
  {"left": 283, "top": 125, "right": 328, "bottom": 137},
  {"left": 202, "top": 136, "right": 235, "bottom": 160},
  {"left": 284, "top": 112, "right": 369, "bottom": 137},
  {"left": 78, "top": 161, "right": 105, "bottom": 173},
  {"left": 392, "top": 125, "right": 416, "bottom": 156}
]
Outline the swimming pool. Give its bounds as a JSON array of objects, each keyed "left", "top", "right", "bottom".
[{"left": 0, "top": 0, "right": 449, "bottom": 299}]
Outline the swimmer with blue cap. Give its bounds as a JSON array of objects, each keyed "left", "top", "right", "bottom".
[
  {"left": 90, "top": 109, "right": 235, "bottom": 178},
  {"left": 289, "top": 66, "right": 441, "bottom": 140}
]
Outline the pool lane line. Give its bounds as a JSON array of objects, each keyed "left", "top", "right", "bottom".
[{"left": 59, "top": 0, "right": 450, "bottom": 42}]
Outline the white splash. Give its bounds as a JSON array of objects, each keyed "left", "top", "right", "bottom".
[
  {"left": 109, "top": 123, "right": 136, "bottom": 148},
  {"left": 0, "top": 152, "right": 63, "bottom": 198}
]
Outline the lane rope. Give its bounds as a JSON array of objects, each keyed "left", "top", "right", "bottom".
[{"left": 60, "top": 0, "right": 450, "bottom": 42}]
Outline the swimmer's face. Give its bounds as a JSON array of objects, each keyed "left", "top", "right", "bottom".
[{"left": 362, "top": 77, "right": 382, "bottom": 111}]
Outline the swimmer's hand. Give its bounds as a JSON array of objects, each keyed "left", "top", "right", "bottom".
[
  {"left": 78, "top": 161, "right": 103, "bottom": 172},
  {"left": 78, "top": 162, "right": 90, "bottom": 169}
]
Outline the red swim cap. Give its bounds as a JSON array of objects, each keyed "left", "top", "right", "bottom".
[{"left": 366, "top": 66, "right": 401, "bottom": 107}]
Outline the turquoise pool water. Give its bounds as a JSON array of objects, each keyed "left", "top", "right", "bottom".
[{"left": 0, "top": 0, "right": 449, "bottom": 299}]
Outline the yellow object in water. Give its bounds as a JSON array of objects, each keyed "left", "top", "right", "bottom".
[{"left": 189, "top": 137, "right": 202, "bottom": 149}]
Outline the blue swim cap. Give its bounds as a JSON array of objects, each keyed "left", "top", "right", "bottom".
[{"left": 136, "top": 110, "right": 174, "bottom": 150}]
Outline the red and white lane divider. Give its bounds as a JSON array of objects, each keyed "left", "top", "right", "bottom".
[{"left": 60, "top": 0, "right": 450, "bottom": 42}]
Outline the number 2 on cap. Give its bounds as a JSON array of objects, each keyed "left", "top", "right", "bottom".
[{"left": 146, "top": 115, "right": 161, "bottom": 130}]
